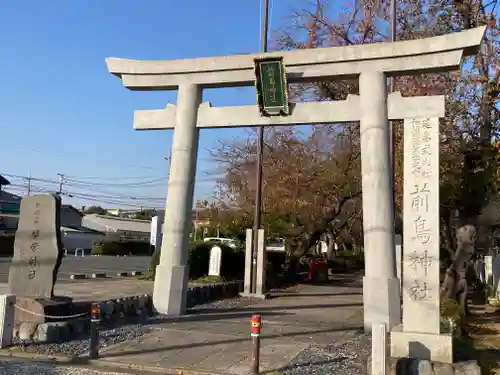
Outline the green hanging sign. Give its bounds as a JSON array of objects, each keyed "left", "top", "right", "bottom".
[{"left": 254, "top": 57, "right": 290, "bottom": 116}]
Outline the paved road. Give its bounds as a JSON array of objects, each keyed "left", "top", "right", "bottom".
[{"left": 0, "top": 256, "right": 150, "bottom": 283}]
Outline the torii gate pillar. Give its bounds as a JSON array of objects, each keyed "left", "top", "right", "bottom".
[
  {"left": 152, "top": 84, "right": 201, "bottom": 315},
  {"left": 359, "top": 71, "right": 401, "bottom": 329}
]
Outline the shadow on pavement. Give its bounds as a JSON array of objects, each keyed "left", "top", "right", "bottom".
[
  {"left": 147, "top": 309, "right": 293, "bottom": 323},
  {"left": 261, "top": 357, "right": 348, "bottom": 374},
  {"left": 270, "top": 292, "right": 362, "bottom": 298},
  {"left": 188, "top": 302, "right": 362, "bottom": 315},
  {"left": 96, "top": 324, "right": 364, "bottom": 359}
]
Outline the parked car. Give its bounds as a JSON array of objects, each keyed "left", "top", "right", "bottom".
[
  {"left": 266, "top": 237, "right": 286, "bottom": 252},
  {"left": 203, "top": 237, "right": 239, "bottom": 249}
]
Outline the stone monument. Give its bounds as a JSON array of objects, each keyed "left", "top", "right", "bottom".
[
  {"left": 106, "top": 26, "right": 485, "bottom": 322},
  {"left": 208, "top": 245, "right": 222, "bottom": 277},
  {"left": 8, "top": 194, "right": 72, "bottom": 324},
  {"left": 391, "top": 118, "right": 453, "bottom": 363}
]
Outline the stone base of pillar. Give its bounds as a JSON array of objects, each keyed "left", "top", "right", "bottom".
[
  {"left": 239, "top": 292, "right": 269, "bottom": 300},
  {"left": 390, "top": 325, "right": 453, "bottom": 363},
  {"left": 363, "top": 276, "right": 401, "bottom": 331},
  {"left": 153, "top": 264, "right": 189, "bottom": 316}
]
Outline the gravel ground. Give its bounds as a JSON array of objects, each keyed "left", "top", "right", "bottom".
[
  {"left": 13, "top": 323, "right": 153, "bottom": 358},
  {"left": 281, "top": 332, "right": 371, "bottom": 375},
  {"left": 12, "top": 296, "right": 258, "bottom": 358},
  {"left": 189, "top": 296, "right": 258, "bottom": 311},
  {"left": 0, "top": 360, "right": 128, "bottom": 375}
]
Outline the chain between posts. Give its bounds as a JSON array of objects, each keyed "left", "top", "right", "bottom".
[
  {"left": 12, "top": 304, "right": 89, "bottom": 319},
  {"left": 12, "top": 301, "right": 102, "bottom": 359}
]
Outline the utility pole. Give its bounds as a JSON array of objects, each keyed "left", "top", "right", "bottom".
[
  {"left": 26, "top": 173, "right": 32, "bottom": 196},
  {"left": 165, "top": 153, "right": 172, "bottom": 176},
  {"left": 251, "top": 0, "right": 270, "bottom": 294},
  {"left": 389, "top": 0, "right": 397, "bottom": 219},
  {"left": 57, "top": 173, "right": 65, "bottom": 195}
]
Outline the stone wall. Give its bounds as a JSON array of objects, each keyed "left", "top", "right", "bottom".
[{"left": 13, "top": 280, "right": 244, "bottom": 344}]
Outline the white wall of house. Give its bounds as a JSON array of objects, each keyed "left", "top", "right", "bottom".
[{"left": 82, "top": 214, "right": 151, "bottom": 241}]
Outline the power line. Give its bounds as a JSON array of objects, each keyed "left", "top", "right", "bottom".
[
  {"left": 63, "top": 174, "right": 169, "bottom": 181},
  {"left": 4, "top": 185, "right": 164, "bottom": 209},
  {"left": 5, "top": 183, "right": 165, "bottom": 202},
  {"left": 64, "top": 176, "right": 169, "bottom": 187},
  {"left": 2, "top": 172, "right": 222, "bottom": 209}
]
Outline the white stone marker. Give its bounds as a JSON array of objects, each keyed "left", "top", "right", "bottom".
[
  {"left": 475, "top": 256, "right": 486, "bottom": 284},
  {"left": 255, "top": 229, "right": 267, "bottom": 296},
  {"left": 402, "top": 117, "right": 440, "bottom": 334},
  {"left": 371, "top": 323, "right": 388, "bottom": 375},
  {"left": 150, "top": 213, "right": 164, "bottom": 250},
  {"left": 493, "top": 254, "right": 500, "bottom": 298},
  {"left": 208, "top": 246, "right": 222, "bottom": 277},
  {"left": 485, "top": 255, "right": 493, "bottom": 285},
  {"left": 243, "top": 229, "right": 253, "bottom": 295}
]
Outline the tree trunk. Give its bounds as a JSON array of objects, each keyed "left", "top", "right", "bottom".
[
  {"left": 284, "top": 256, "right": 300, "bottom": 283},
  {"left": 440, "top": 224, "right": 477, "bottom": 314}
]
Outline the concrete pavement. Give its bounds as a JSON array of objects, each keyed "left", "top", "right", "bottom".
[
  {"left": 0, "top": 278, "right": 215, "bottom": 301},
  {"left": 91, "top": 277, "right": 364, "bottom": 375},
  {"left": 0, "top": 278, "right": 154, "bottom": 301}
]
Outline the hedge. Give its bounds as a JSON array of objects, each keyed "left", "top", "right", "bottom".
[
  {"left": 327, "top": 250, "right": 365, "bottom": 271},
  {"left": 92, "top": 240, "right": 153, "bottom": 256},
  {"left": 0, "top": 237, "right": 14, "bottom": 257},
  {"left": 147, "top": 240, "right": 245, "bottom": 281},
  {"left": 188, "top": 240, "right": 245, "bottom": 280}
]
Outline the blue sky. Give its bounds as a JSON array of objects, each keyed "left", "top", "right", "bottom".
[{"left": 0, "top": 0, "right": 305, "bottom": 210}]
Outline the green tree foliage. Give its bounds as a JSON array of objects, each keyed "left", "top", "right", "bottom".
[
  {"left": 133, "top": 209, "right": 156, "bottom": 220},
  {"left": 84, "top": 205, "right": 108, "bottom": 215}
]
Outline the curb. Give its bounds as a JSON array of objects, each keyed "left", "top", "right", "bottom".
[
  {"left": 69, "top": 271, "right": 144, "bottom": 279},
  {"left": 70, "top": 274, "right": 86, "bottom": 280},
  {"left": 0, "top": 351, "right": 228, "bottom": 375},
  {"left": 91, "top": 358, "right": 227, "bottom": 375}
]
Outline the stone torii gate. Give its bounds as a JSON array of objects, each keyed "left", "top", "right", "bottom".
[{"left": 106, "top": 26, "right": 485, "bottom": 330}]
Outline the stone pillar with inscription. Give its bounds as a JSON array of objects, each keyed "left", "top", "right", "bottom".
[
  {"left": 391, "top": 118, "right": 453, "bottom": 363},
  {"left": 8, "top": 194, "right": 73, "bottom": 326}
]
